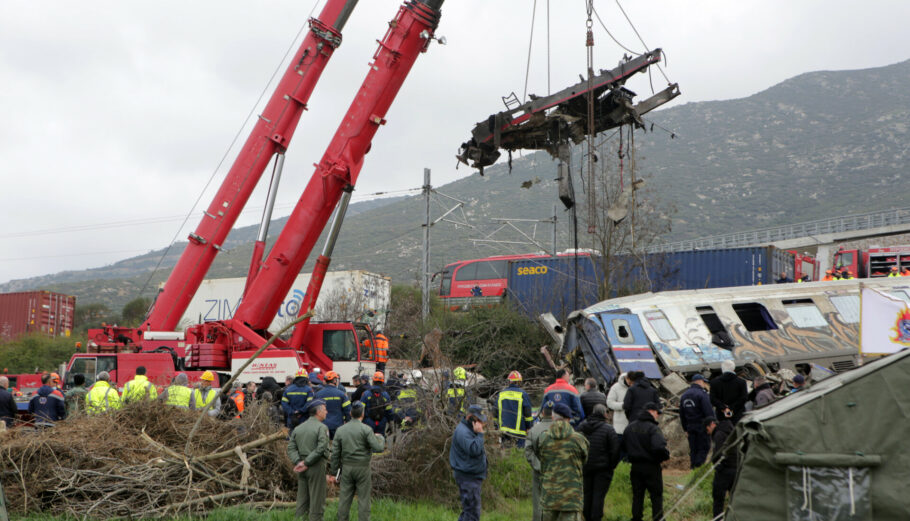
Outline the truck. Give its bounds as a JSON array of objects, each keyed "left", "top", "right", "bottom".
[
  {"left": 833, "top": 245, "right": 910, "bottom": 278},
  {"left": 179, "top": 270, "right": 391, "bottom": 332},
  {"left": 69, "top": 0, "right": 447, "bottom": 389},
  {"left": 0, "top": 291, "right": 75, "bottom": 342}
]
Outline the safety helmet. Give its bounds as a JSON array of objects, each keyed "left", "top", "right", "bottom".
[
  {"left": 453, "top": 367, "right": 467, "bottom": 380},
  {"left": 412, "top": 369, "right": 423, "bottom": 380},
  {"left": 325, "top": 371, "right": 339, "bottom": 382},
  {"left": 507, "top": 370, "right": 522, "bottom": 382},
  {"left": 373, "top": 371, "right": 385, "bottom": 383},
  {"left": 200, "top": 371, "right": 216, "bottom": 382},
  {"left": 50, "top": 372, "right": 61, "bottom": 383},
  {"left": 295, "top": 369, "right": 307, "bottom": 377},
  {"left": 312, "top": 367, "right": 322, "bottom": 374}
]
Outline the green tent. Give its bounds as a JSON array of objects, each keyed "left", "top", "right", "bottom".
[{"left": 727, "top": 348, "right": 910, "bottom": 520}]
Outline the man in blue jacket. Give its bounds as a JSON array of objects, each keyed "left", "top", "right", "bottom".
[
  {"left": 314, "top": 370, "right": 351, "bottom": 439},
  {"left": 679, "top": 374, "right": 715, "bottom": 468},
  {"left": 281, "top": 369, "right": 314, "bottom": 429},
  {"left": 449, "top": 404, "right": 488, "bottom": 521},
  {"left": 28, "top": 373, "right": 66, "bottom": 427}
]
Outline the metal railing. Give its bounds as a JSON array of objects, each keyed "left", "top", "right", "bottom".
[{"left": 649, "top": 206, "right": 910, "bottom": 253}]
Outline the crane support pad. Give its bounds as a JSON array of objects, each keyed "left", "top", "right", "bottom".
[{"left": 456, "top": 49, "right": 679, "bottom": 170}]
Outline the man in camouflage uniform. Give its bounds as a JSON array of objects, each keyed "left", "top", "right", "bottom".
[
  {"left": 329, "top": 401, "right": 385, "bottom": 521},
  {"left": 287, "top": 399, "right": 331, "bottom": 521},
  {"left": 525, "top": 401, "right": 554, "bottom": 521},
  {"left": 538, "top": 402, "right": 589, "bottom": 521}
]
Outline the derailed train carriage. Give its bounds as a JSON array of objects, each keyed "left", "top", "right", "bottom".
[{"left": 551, "top": 277, "right": 910, "bottom": 387}]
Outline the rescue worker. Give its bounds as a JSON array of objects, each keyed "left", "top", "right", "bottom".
[
  {"left": 821, "top": 269, "right": 835, "bottom": 281},
  {"left": 85, "top": 371, "right": 122, "bottom": 414},
  {"left": 495, "top": 370, "right": 533, "bottom": 447},
  {"left": 839, "top": 268, "right": 855, "bottom": 280},
  {"left": 542, "top": 368, "right": 584, "bottom": 423},
  {"left": 0, "top": 376, "right": 16, "bottom": 428},
  {"left": 224, "top": 381, "right": 245, "bottom": 419},
  {"left": 28, "top": 372, "right": 66, "bottom": 427},
  {"left": 50, "top": 372, "right": 63, "bottom": 392},
  {"left": 524, "top": 401, "right": 554, "bottom": 521},
  {"left": 287, "top": 399, "right": 331, "bottom": 521},
  {"left": 373, "top": 331, "right": 389, "bottom": 373},
  {"left": 903, "top": 267, "right": 910, "bottom": 277},
  {"left": 789, "top": 373, "right": 807, "bottom": 393},
  {"left": 191, "top": 370, "right": 221, "bottom": 417},
  {"left": 538, "top": 402, "right": 589, "bottom": 521},
  {"left": 624, "top": 402, "right": 670, "bottom": 521},
  {"left": 329, "top": 401, "right": 385, "bottom": 521},
  {"left": 309, "top": 369, "right": 324, "bottom": 392},
  {"left": 282, "top": 369, "right": 314, "bottom": 429},
  {"left": 705, "top": 416, "right": 737, "bottom": 518},
  {"left": 679, "top": 374, "right": 715, "bottom": 468},
  {"left": 314, "top": 371, "right": 351, "bottom": 439},
  {"left": 776, "top": 271, "right": 792, "bottom": 283},
  {"left": 393, "top": 371, "right": 423, "bottom": 430},
  {"left": 446, "top": 367, "right": 469, "bottom": 416},
  {"left": 160, "top": 373, "right": 193, "bottom": 409},
  {"left": 449, "top": 404, "right": 488, "bottom": 521},
  {"left": 123, "top": 366, "right": 158, "bottom": 403},
  {"left": 889, "top": 266, "right": 901, "bottom": 277},
  {"left": 361, "top": 372, "right": 393, "bottom": 435},
  {"left": 576, "top": 404, "right": 620, "bottom": 521},
  {"left": 64, "top": 373, "right": 88, "bottom": 416}
]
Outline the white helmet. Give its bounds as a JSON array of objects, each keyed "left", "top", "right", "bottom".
[{"left": 412, "top": 369, "right": 423, "bottom": 380}]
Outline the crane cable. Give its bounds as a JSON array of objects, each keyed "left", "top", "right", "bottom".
[
  {"left": 521, "top": 0, "right": 538, "bottom": 102},
  {"left": 585, "top": 0, "right": 596, "bottom": 236}
]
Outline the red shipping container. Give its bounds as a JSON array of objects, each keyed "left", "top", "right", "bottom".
[{"left": 0, "top": 291, "right": 76, "bottom": 342}]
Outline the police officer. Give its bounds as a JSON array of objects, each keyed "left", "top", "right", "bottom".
[
  {"left": 679, "top": 374, "right": 715, "bottom": 468},
  {"left": 314, "top": 370, "right": 351, "bottom": 439},
  {"left": 282, "top": 369, "right": 314, "bottom": 429},
  {"left": 287, "top": 399, "right": 331, "bottom": 521},
  {"left": 123, "top": 366, "right": 158, "bottom": 403},
  {"left": 160, "top": 373, "right": 193, "bottom": 409},
  {"left": 330, "top": 401, "right": 385, "bottom": 521},
  {"left": 86, "top": 372, "right": 123, "bottom": 414},
  {"left": 495, "top": 370, "right": 533, "bottom": 447}
]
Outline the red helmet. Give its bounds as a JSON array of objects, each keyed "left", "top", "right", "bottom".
[{"left": 507, "top": 370, "right": 522, "bottom": 382}]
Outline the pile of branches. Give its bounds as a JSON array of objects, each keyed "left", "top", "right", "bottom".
[{"left": 0, "top": 400, "right": 295, "bottom": 518}]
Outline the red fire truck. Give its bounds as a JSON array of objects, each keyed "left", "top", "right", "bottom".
[{"left": 832, "top": 246, "right": 910, "bottom": 278}]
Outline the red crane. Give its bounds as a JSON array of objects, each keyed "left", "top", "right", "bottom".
[{"left": 79, "top": 0, "right": 446, "bottom": 387}]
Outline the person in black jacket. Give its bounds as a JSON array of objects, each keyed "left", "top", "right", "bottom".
[
  {"left": 0, "top": 376, "right": 17, "bottom": 428},
  {"left": 709, "top": 360, "right": 748, "bottom": 423},
  {"left": 579, "top": 378, "right": 607, "bottom": 419},
  {"left": 576, "top": 404, "right": 620, "bottom": 521},
  {"left": 705, "top": 417, "right": 738, "bottom": 518},
  {"left": 623, "top": 371, "right": 660, "bottom": 422},
  {"left": 679, "top": 374, "right": 715, "bottom": 468},
  {"left": 624, "top": 402, "right": 670, "bottom": 521}
]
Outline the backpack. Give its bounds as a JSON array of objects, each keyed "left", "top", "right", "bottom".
[{"left": 368, "top": 388, "right": 388, "bottom": 422}]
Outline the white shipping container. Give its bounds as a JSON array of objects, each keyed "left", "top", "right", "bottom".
[{"left": 178, "top": 270, "right": 391, "bottom": 332}]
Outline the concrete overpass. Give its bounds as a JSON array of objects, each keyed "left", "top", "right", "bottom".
[{"left": 650, "top": 207, "right": 910, "bottom": 272}]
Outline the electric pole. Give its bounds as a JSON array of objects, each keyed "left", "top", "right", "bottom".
[{"left": 421, "top": 168, "right": 431, "bottom": 321}]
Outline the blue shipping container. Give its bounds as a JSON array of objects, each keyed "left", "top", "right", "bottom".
[
  {"left": 646, "top": 246, "right": 795, "bottom": 290},
  {"left": 507, "top": 256, "right": 601, "bottom": 320}
]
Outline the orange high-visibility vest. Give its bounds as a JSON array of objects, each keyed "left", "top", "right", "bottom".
[
  {"left": 230, "top": 390, "right": 245, "bottom": 418},
  {"left": 374, "top": 334, "right": 389, "bottom": 363}
]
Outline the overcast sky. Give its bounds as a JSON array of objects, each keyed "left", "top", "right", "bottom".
[{"left": 1, "top": 0, "right": 909, "bottom": 284}]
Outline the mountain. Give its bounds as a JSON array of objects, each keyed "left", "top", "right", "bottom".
[{"left": 4, "top": 59, "right": 910, "bottom": 312}]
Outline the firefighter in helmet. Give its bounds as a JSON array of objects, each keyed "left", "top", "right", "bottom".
[{"left": 494, "top": 370, "right": 533, "bottom": 447}]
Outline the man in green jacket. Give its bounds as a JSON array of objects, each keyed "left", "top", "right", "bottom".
[
  {"left": 288, "top": 399, "right": 331, "bottom": 521},
  {"left": 329, "top": 401, "right": 385, "bottom": 521},
  {"left": 525, "top": 400, "right": 554, "bottom": 521},
  {"left": 538, "top": 402, "right": 589, "bottom": 521}
]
